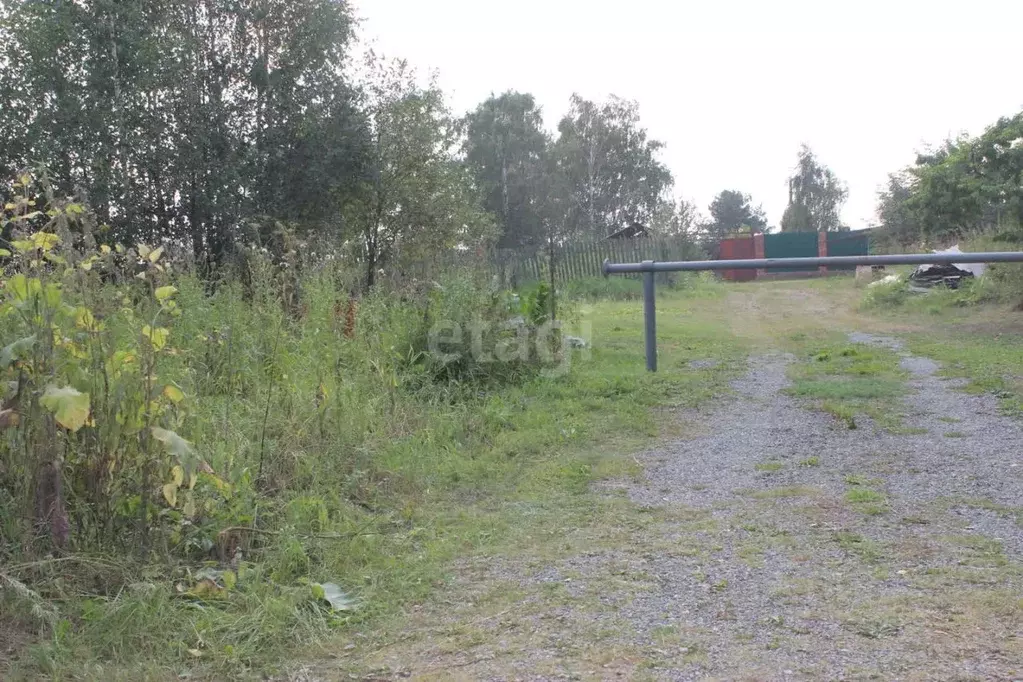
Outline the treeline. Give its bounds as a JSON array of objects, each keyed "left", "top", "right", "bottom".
[
  {"left": 0, "top": 0, "right": 862, "bottom": 291},
  {"left": 0, "top": 0, "right": 677, "bottom": 287},
  {"left": 875, "top": 111, "right": 1023, "bottom": 244}
]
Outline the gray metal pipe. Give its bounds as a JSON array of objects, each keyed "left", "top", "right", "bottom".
[
  {"left": 604, "top": 249, "right": 1023, "bottom": 372},
  {"left": 642, "top": 263, "right": 656, "bottom": 372},
  {"left": 603, "top": 251, "right": 1023, "bottom": 275}
]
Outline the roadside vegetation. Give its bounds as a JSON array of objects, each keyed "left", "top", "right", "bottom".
[
  {"left": 0, "top": 175, "right": 746, "bottom": 679},
  {"left": 3, "top": 0, "right": 1023, "bottom": 677}
]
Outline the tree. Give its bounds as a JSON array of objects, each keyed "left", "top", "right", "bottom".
[
  {"left": 0, "top": 0, "right": 370, "bottom": 266},
  {"left": 875, "top": 172, "right": 922, "bottom": 244},
  {"left": 705, "top": 190, "right": 767, "bottom": 239},
  {"left": 462, "top": 92, "right": 549, "bottom": 249},
  {"left": 907, "top": 114, "right": 1023, "bottom": 238},
  {"left": 651, "top": 197, "right": 702, "bottom": 238},
  {"left": 872, "top": 111, "right": 1023, "bottom": 244},
  {"left": 780, "top": 145, "right": 848, "bottom": 232},
  {"left": 553, "top": 94, "right": 673, "bottom": 240},
  {"left": 344, "top": 55, "right": 494, "bottom": 290}
]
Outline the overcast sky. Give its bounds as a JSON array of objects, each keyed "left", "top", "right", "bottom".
[{"left": 354, "top": 0, "right": 1023, "bottom": 230}]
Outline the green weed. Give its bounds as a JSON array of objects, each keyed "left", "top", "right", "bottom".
[
  {"left": 785, "top": 339, "right": 907, "bottom": 432},
  {"left": 846, "top": 488, "right": 888, "bottom": 516},
  {"left": 834, "top": 531, "right": 883, "bottom": 564},
  {"left": 0, "top": 188, "right": 747, "bottom": 678}
]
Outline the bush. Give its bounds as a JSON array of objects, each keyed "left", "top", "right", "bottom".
[
  {"left": 861, "top": 277, "right": 910, "bottom": 308},
  {"left": 393, "top": 273, "right": 559, "bottom": 388},
  {"left": 953, "top": 234, "right": 1023, "bottom": 304},
  {"left": 0, "top": 174, "right": 595, "bottom": 676}
]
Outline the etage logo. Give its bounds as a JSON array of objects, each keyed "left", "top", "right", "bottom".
[{"left": 428, "top": 317, "right": 592, "bottom": 378}]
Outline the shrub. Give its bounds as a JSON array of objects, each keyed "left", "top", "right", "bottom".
[
  {"left": 860, "top": 277, "right": 909, "bottom": 308},
  {"left": 409, "top": 275, "right": 562, "bottom": 388},
  {"left": 0, "top": 173, "right": 587, "bottom": 674}
]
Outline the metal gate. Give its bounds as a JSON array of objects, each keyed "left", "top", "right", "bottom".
[
  {"left": 763, "top": 233, "right": 820, "bottom": 273},
  {"left": 718, "top": 237, "right": 756, "bottom": 281},
  {"left": 603, "top": 251, "right": 1023, "bottom": 372}
]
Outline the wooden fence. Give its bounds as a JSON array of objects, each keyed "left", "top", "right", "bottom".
[{"left": 494, "top": 235, "right": 704, "bottom": 287}]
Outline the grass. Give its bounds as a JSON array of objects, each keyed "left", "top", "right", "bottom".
[
  {"left": 783, "top": 338, "right": 909, "bottom": 432},
  {"left": 940, "top": 497, "right": 1023, "bottom": 527},
  {"left": 4, "top": 281, "right": 748, "bottom": 680},
  {"left": 834, "top": 531, "right": 883, "bottom": 564},
  {"left": 846, "top": 488, "right": 888, "bottom": 516},
  {"left": 745, "top": 486, "right": 818, "bottom": 500},
  {"left": 846, "top": 245, "right": 1023, "bottom": 417},
  {"left": 333, "top": 276, "right": 1023, "bottom": 681},
  {"left": 561, "top": 274, "right": 714, "bottom": 302},
  {"left": 13, "top": 271, "right": 1023, "bottom": 680}
]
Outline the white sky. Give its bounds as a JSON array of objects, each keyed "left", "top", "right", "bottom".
[{"left": 354, "top": 0, "right": 1023, "bottom": 229}]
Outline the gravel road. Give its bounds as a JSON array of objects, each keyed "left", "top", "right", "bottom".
[{"left": 331, "top": 333, "right": 1023, "bottom": 682}]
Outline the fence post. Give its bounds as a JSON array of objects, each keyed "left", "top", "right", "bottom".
[{"left": 642, "top": 261, "right": 657, "bottom": 372}]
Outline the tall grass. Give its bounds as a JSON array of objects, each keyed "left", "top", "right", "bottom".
[{"left": 0, "top": 177, "right": 744, "bottom": 678}]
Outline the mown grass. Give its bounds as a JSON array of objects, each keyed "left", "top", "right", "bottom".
[
  {"left": 784, "top": 338, "right": 908, "bottom": 430},
  {"left": 3, "top": 282, "right": 747, "bottom": 680}
]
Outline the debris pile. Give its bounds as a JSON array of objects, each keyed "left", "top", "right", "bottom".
[{"left": 908, "top": 245, "right": 985, "bottom": 291}]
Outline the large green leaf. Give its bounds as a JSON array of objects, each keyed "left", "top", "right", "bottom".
[
  {"left": 151, "top": 427, "right": 193, "bottom": 458},
  {"left": 310, "top": 582, "right": 357, "bottom": 611},
  {"left": 39, "top": 385, "right": 90, "bottom": 432},
  {"left": 0, "top": 334, "right": 36, "bottom": 368},
  {"left": 150, "top": 427, "right": 201, "bottom": 477}
]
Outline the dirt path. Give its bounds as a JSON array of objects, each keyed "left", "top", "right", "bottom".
[{"left": 324, "top": 285, "right": 1023, "bottom": 682}]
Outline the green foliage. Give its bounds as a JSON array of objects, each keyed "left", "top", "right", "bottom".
[
  {"left": 520, "top": 281, "right": 554, "bottom": 326},
  {"left": 786, "top": 339, "right": 907, "bottom": 432},
  {"left": 705, "top": 190, "right": 767, "bottom": 240},
  {"left": 650, "top": 198, "right": 703, "bottom": 238},
  {"left": 408, "top": 274, "right": 557, "bottom": 387},
  {"left": 463, "top": 92, "right": 550, "bottom": 249},
  {"left": 875, "top": 111, "right": 1023, "bottom": 245},
  {"left": 861, "top": 278, "right": 910, "bottom": 308},
  {"left": 0, "top": 175, "right": 204, "bottom": 561},
  {"left": 0, "top": 0, "right": 369, "bottom": 254},
  {"left": 561, "top": 274, "right": 718, "bottom": 302},
  {"left": 344, "top": 56, "right": 495, "bottom": 291},
  {"left": 553, "top": 94, "right": 674, "bottom": 240},
  {"left": 563, "top": 277, "right": 646, "bottom": 301},
  {"left": 0, "top": 216, "right": 746, "bottom": 677},
  {"left": 781, "top": 144, "right": 848, "bottom": 232}
]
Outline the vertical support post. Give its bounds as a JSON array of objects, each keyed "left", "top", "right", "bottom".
[
  {"left": 642, "top": 261, "right": 657, "bottom": 372},
  {"left": 753, "top": 232, "right": 766, "bottom": 279}
]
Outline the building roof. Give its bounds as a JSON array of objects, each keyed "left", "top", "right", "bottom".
[{"left": 606, "top": 222, "right": 649, "bottom": 240}]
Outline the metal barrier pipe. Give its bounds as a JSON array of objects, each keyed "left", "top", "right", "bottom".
[
  {"left": 601, "top": 250, "right": 1023, "bottom": 372},
  {"left": 642, "top": 262, "right": 656, "bottom": 372},
  {"left": 603, "top": 251, "right": 1023, "bottom": 275}
]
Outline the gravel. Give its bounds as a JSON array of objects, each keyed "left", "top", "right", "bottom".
[{"left": 329, "top": 335, "right": 1023, "bottom": 681}]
